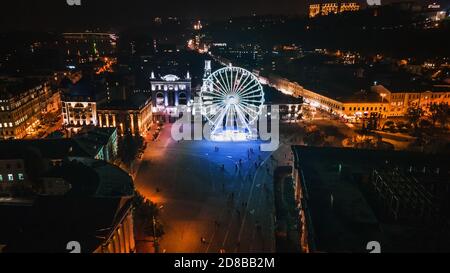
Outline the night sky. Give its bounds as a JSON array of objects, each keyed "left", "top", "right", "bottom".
[{"left": 0, "top": 0, "right": 435, "bottom": 30}]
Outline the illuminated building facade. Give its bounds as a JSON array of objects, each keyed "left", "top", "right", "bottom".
[
  {"left": 340, "top": 2, "right": 360, "bottom": 13},
  {"left": 61, "top": 99, "right": 98, "bottom": 129},
  {"left": 309, "top": 4, "right": 321, "bottom": 18},
  {"left": 61, "top": 77, "right": 106, "bottom": 132},
  {"left": 94, "top": 204, "right": 136, "bottom": 253},
  {"left": 321, "top": 3, "right": 339, "bottom": 15},
  {"left": 266, "top": 75, "right": 450, "bottom": 121},
  {"left": 309, "top": 2, "right": 360, "bottom": 18},
  {"left": 0, "top": 79, "right": 60, "bottom": 140},
  {"left": 372, "top": 85, "right": 450, "bottom": 117},
  {"left": 97, "top": 95, "right": 153, "bottom": 136},
  {"left": 150, "top": 72, "right": 192, "bottom": 120}
]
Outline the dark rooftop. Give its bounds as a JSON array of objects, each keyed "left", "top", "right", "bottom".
[
  {"left": 0, "top": 139, "right": 91, "bottom": 160},
  {"left": 0, "top": 128, "right": 117, "bottom": 161},
  {"left": 0, "top": 196, "right": 133, "bottom": 253},
  {"left": 264, "top": 85, "right": 303, "bottom": 105},
  {"left": 292, "top": 146, "right": 450, "bottom": 252},
  {"left": 60, "top": 77, "right": 105, "bottom": 101},
  {"left": 98, "top": 93, "right": 151, "bottom": 111},
  {"left": 0, "top": 78, "right": 46, "bottom": 99}
]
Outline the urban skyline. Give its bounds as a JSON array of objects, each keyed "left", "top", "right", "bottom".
[{"left": 0, "top": 0, "right": 440, "bottom": 30}]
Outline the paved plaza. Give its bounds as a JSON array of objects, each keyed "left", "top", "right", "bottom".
[{"left": 134, "top": 123, "right": 292, "bottom": 253}]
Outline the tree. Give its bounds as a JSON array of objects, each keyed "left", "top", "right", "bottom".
[
  {"left": 406, "top": 107, "right": 423, "bottom": 131},
  {"left": 22, "top": 146, "right": 48, "bottom": 191},
  {"left": 382, "top": 120, "right": 395, "bottom": 131},
  {"left": 430, "top": 103, "right": 449, "bottom": 129},
  {"left": 418, "top": 119, "right": 432, "bottom": 130},
  {"left": 119, "top": 132, "right": 139, "bottom": 164},
  {"left": 133, "top": 191, "right": 165, "bottom": 239}
]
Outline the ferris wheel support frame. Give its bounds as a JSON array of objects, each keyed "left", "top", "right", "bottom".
[{"left": 200, "top": 65, "right": 264, "bottom": 142}]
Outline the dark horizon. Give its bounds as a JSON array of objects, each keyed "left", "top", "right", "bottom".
[{"left": 0, "top": 0, "right": 436, "bottom": 31}]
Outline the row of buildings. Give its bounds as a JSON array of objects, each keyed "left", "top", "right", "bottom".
[
  {"left": 0, "top": 78, "right": 60, "bottom": 140},
  {"left": 264, "top": 74, "right": 450, "bottom": 121},
  {"left": 308, "top": 1, "right": 450, "bottom": 20},
  {"left": 309, "top": 2, "right": 361, "bottom": 18},
  {"left": 61, "top": 70, "right": 191, "bottom": 134},
  {"left": 0, "top": 67, "right": 192, "bottom": 139}
]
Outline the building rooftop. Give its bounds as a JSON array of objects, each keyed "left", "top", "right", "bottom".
[
  {"left": 264, "top": 85, "right": 303, "bottom": 105},
  {"left": 0, "top": 78, "right": 46, "bottom": 99},
  {"left": 98, "top": 94, "right": 151, "bottom": 111},
  {"left": 0, "top": 139, "right": 91, "bottom": 160},
  {"left": 292, "top": 146, "right": 450, "bottom": 252},
  {"left": 74, "top": 127, "right": 117, "bottom": 157},
  {"left": 60, "top": 77, "right": 104, "bottom": 101},
  {"left": 45, "top": 157, "right": 134, "bottom": 197},
  {"left": 0, "top": 128, "right": 117, "bottom": 161},
  {"left": 0, "top": 196, "right": 133, "bottom": 253},
  {"left": 372, "top": 71, "right": 450, "bottom": 93},
  {"left": 339, "top": 89, "right": 386, "bottom": 103}
]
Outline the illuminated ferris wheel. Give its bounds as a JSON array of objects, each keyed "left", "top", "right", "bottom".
[{"left": 200, "top": 65, "right": 264, "bottom": 141}]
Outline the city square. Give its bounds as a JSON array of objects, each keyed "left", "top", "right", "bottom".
[
  {"left": 0, "top": 0, "right": 449, "bottom": 261},
  {"left": 134, "top": 122, "right": 293, "bottom": 253}
]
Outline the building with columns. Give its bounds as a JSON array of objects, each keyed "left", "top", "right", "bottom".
[
  {"left": 97, "top": 94, "right": 152, "bottom": 136},
  {"left": 150, "top": 71, "right": 192, "bottom": 121}
]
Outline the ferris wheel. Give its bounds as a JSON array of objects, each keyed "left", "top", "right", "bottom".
[{"left": 200, "top": 65, "right": 264, "bottom": 139}]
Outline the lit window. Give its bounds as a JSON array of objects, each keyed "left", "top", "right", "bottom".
[
  {"left": 8, "top": 174, "right": 14, "bottom": 181},
  {"left": 18, "top": 173, "right": 24, "bottom": 180},
  {"left": 0, "top": 175, "right": 2, "bottom": 182},
  {"left": 9, "top": 122, "right": 12, "bottom": 127}
]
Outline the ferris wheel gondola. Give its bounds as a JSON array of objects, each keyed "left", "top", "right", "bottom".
[{"left": 200, "top": 65, "right": 264, "bottom": 141}]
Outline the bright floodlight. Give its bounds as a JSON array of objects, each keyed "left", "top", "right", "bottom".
[{"left": 200, "top": 65, "right": 264, "bottom": 141}]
